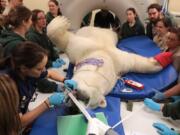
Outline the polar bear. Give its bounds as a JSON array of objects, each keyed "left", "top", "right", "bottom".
[{"left": 47, "top": 16, "right": 171, "bottom": 108}]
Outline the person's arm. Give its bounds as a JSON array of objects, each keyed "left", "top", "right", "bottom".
[
  {"left": 162, "top": 100, "right": 180, "bottom": 120},
  {"left": 47, "top": 70, "right": 78, "bottom": 90},
  {"left": 20, "top": 100, "right": 49, "bottom": 127},
  {"left": 47, "top": 69, "right": 65, "bottom": 82},
  {"left": 144, "top": 98, "right": 180, "bottom": 120},
  {"left": 164, "top": 83, "right": 180, "bottom": 98},
  {"left": 20, "top": 92, "right": 65, "bottom": 127}
]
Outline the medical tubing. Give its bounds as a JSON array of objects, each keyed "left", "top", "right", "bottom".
[
  {"left": 64, "top": 88, "right": 92, "bottom": 121},
  {"left": 112, "top": 104, "right": 145, "bottom": 129}
]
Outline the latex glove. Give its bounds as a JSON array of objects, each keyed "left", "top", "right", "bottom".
[
  {"left": 48, "top": 92, "right": 65, "bottom": 106},
  {"left": 144, "top": 98, "right": 161, "bottom": 111},
  {"left": 154, "top": 52, "right": 173, "bottom": 68},
  {"left": 52, "top": 60, "right": 62, "bottom": 68},
  {"left": 153, "top": 122, "right": 178, "bottom": 135},
  {"left": 56, "top": 58, "right": 66, "bottom": 65},
  {"left": 52, "top": 58, "right": 65, "bottom": 68},
  {"left": 152, "top": 92, "right": 166, "bottom": 101},
  {"left": 64, "top": 79, "right": 77, "bottom": 90}
]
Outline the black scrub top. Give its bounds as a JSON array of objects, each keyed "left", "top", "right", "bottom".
[{"left": 7, "top": 69, "right": 48, "bottom": 114}]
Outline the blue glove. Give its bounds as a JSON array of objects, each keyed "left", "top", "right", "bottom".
[
  {"left": 64, "top": 79, "right": 77, "bottom": 90},
  {"left": 48, "top": 92, "right": 65, "bottom": 106},
  {"left": 56, "top": 58, "right": 66, "bottom": 65},
  {"left": 52, "top": 61, "right": 62, "bottom": 68},
  {"left": 152, "top": 92, "right": 166, "bottom": 101},
  {"left": 144, "top": 98, "right": 161, "bottom": 111},
  {"left": 52, "top": 58, "right": 65, "bottom": 68},
  {"left": 153, "top": 122, "right": 178, "bottom": 135}
]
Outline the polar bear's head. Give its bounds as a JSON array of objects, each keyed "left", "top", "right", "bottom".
[{"left": 77, "top": 87, "right": 107, "bottom": 109}]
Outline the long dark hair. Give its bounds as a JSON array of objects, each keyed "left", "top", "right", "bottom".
[
  {"left": 31, "top": 9, "right": 44, "bottom": 26},
  {"left": 126, "top": 7, "right": 139, "bottom": 20},
  {"left": 0, "top": 74, "right": 21, "bottom": 135},
  {"left": 0, "top": 41, "right": 48, "bottom": 70},
  {"left": 4, "top": 5, "right": 32, "bottom": 28}
]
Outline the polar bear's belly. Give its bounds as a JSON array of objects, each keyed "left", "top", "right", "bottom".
[{"left": 73, "top": 51, "right": 117, "bottom": 95}]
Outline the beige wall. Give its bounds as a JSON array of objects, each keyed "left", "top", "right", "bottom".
[
  {"left": 169, "top": 0, "right": 180, "bottom": 14},
  {"left": 23, "top": 0, "right": 49, "bottom": 12}
]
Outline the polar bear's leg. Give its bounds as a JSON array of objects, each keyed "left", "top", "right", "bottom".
[{"left": 108, "top": 48, "right": 163, "bottom": 74}]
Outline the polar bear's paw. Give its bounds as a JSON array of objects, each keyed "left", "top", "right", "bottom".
[{"left": 47, "top": 16, "right": 71, "bottom": 37}]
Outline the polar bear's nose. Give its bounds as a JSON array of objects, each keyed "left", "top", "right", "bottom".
[{"left": 76, "top": 92, "right": 89, "bottom": 105}]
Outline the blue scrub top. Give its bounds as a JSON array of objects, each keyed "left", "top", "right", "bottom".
[{"left": 5, "top": 69, "right": 48, "bottom": 114}]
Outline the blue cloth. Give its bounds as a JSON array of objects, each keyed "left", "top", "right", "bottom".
[{"left": 30, "top": 96, "right": 124, "bottom": 135}]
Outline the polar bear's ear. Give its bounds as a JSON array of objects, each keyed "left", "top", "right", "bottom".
[{"left": 98, "top": 96, "right": 107, "bottom": 108}]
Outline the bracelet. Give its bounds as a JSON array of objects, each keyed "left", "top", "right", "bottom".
[{"left": 44, "top": 100, "right": 50, "bottom": 109}]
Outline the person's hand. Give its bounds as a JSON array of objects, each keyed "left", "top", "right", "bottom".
[
  {"left": 52, "top": 58, "right": 66, "bottom": 68},
  {"left": 153, "top": 122, "right": 178, "bottom": 135},
  {"left": 64, "top": 79, "right": 77, "bottom": 90},
  {"left": 56, "top": 58, "right": 66, "bottom": 65},
  {"left": 152, "top": 91, "right": 166, "bottom": 101},
  {"left": 144, "top": 98, "right": 161, "bottom": 111},
  {"left": 48, "top": 92, "right": 65, "bottom": 106}
]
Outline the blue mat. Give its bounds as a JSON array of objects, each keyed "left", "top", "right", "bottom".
[
  {"left": 66, "top": 36, "right": 178, "bottom": 100},
  {"left": 110, "top": 36, "right": 177, "bottom": 100},
  {"left": 30, "top": 96, "right": 124, "bottom": 135}
]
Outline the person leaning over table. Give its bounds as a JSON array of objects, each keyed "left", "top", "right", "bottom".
[
  {"left": 0, "top": 41, "right": 77, "bottom": 131},
  {"left": 144, "top": 27, "right": 180, "bottom": 135},
  {"left": 152, "top": 27, "right": 180, "bottom": 102},
  {"left": 144, "top": 98, "right": 180, "bottom": 135}
]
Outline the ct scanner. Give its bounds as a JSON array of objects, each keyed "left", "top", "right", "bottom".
[{"left": 58, "top": 0, "right": 159, "bottom": 30}]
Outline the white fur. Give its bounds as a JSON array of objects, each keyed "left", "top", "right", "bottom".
[{"left": 47, "top": 16, "right": 162, "bottom": 108}]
